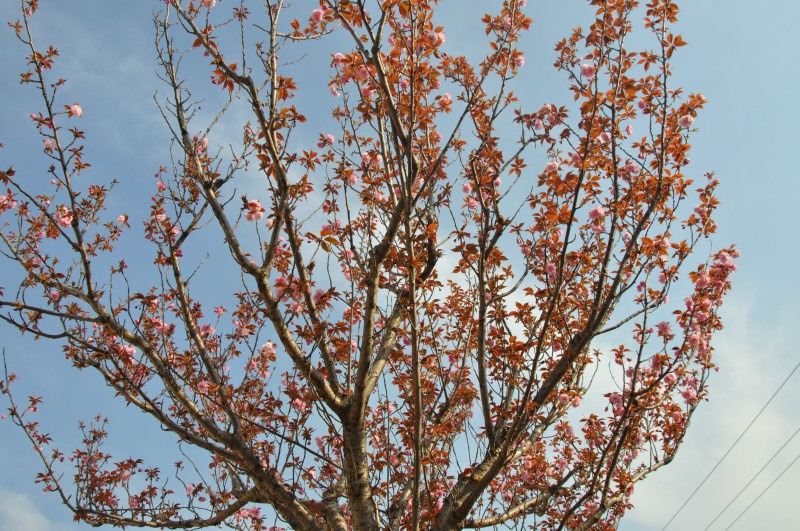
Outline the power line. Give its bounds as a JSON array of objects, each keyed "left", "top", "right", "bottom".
[
  {"left": 704, "top": 423, "right": 800, "bottom": 530},
  {"left": 661, "top": 357, "right": 800, "bottom": 530},
  {"left": 723, "top": 449, "right": 800, "bottom": 530}
]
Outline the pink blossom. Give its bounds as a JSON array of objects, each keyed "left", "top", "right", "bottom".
[
  {"left": 572, "top": 396, "right": 582, "bottom": 407},
  {"left": 608, "top": 393, "right": 625, "bottom": 416},
  {"left": 494, "top": 177, "right": 502, "bottom": 187},
  {"left": 655, "top": 321, "right": 674, "bottom": 339},
  {"left": 346, "top": 173, "right": 358, "bottom": 186},
  {"left": 439, "top": 93, "right": 452, "bottom": 106},
  {"left": 328, "top": 83, "right": 340, "bottom": 97},
  {"left": 663, "top": 372, "right": 677, "bottom": 385},
  {"left": 625, "top": 124, "right": 633, "bottom": 136},
  {"left": 533, "top": 118, "right": 544, "bottom": 130},
  {"left": 597, "top": 131, "right": 612, "bottom": 144},
  {"left": 313, "top": 288, "right": 326, "bottom": 303},
  {"left": 68, "top": 104, "right": 83, "bottom": 117},
  {"left": 545, "top": 161, "right": 559, "bottom": 172},
  {"left": 681, "top": 387, "right": 698, "bottom": 404},
  {"left": 545, "top": 262, "right": 557, "bottom": 280},
  {"left": 201, "top": 0, "right": 216, "bottom": 8},
  {"left": 310, "top": 9, "right": 324, "bottom": 23},
  {"left": 260, "top": 341, "right": 276, "bottom": 357},
  {"left": 588, "top": 206, "right": 606, "bottom": 221},
  {"left": 43, "top": 139, "right": 56, "bottom": 152},
  {"left": 637, "top": 98, "right": 646, "bottom": 110},
  {"left": 558, "top": 393, "right": 570, "bottom": 406},
  {"left": 517, "top": 0, "right": 527, "bottom": 6},
  {"left": 292, "top": 398, "right": 307, "bottom": 411},
  {"left": 624, "top": 162, "right": 639, "bottom": 174},
  {"left": 0, "top": 195, "right": 17, "bottom": 211},
  {"left": 580, "top": 63, "right": 596, "bottom": 80},
  {"left": 360, "top": 85, "right": 375, "bottom": 99},
  {"left": 245, "top": 199, "right": 264, "bottom": 221},
  {"left": 467, "top": 197, "right": 479, "bottom": 209},
  {"left": 462, "top": 183, "right": 472, "bottom": 194},
  {"left": 678, "top": 115, "right": 695, "bottom": 128},
  {"left": 513, "top": 54, "right": 525, "bottom": 68},
  {"left": 426, "top": 30, "right": 445, "bottom": 45},
  {"left": 214, "top": 306, "right": 225, "bottom": 316},
  {"left": 55, "top": 206, "right": 73, "bottom": 228}
]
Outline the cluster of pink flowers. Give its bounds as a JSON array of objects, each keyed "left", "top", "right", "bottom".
[
  {"left": 361, "top": 151, "right": 382, "bottom": 169},
  {"left": 608, "top": 392, "right": 625, "bottom": 416},
  {"left": 245, "top": 199, "right": 264, "bottom": 221},
  {"left": 678, "top": 114, "right": 695, "bottom": 128},
  {"left": 426, "top": 29, "right": 445, "bottom": 46},
  {"left": 581, "top": 63, "right": 596, "bottom": 80},
  {"left": 360, "top": 84, "right": 376, "bottom": 99},
  {"left": 194, "top": 136, "right": 208, "bottom": 155},
  {"left": 235, "top": 507, "right": 261, "bottom": 521},
  {"left": 655, "top": 321, "right": 675, "bottom": 340},
  {"left": 557, "top": 393, "right": 581, "bottom": 408},
  {"left": 545, "top": 262, "right": 558, "bottom": 281},
  {"left": 317, "top": 133, "right": 335, "bottom": 148},
  {"left": 310, "top": 9, "right": 324, "bottom": 23},
  {"left": 260, "top": 341, "right": 276, "bottom": 357},
  {"left": 588, "top": 205, "right": 605, "bottom": 221},
  {"left": 201, "top": 0, "right": 216, "bottom": 8},
  {"left": 68, "top": 103, "right": 83, "bottom": 117},
  {"left": 343, "top": 307, "right": 363, "bottom": 324},
  {"left": 43, "top": 138, "right": 56, "bottom": 152},
  {"left": 596, "top": 131, "right": 612, "bottom": 144},
  {"left": 54, "top": 206, "right": 73, "bottom": 228},
  {"left": 0, "top": 194, "right": 18, "bottom": 213},
  {"left": 681, "top": 387, "right": 698, "bottom": 404}
]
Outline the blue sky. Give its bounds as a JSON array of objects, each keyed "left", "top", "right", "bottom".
[{"left": 1, "top": 1, "right": 799, "bottom": 529}]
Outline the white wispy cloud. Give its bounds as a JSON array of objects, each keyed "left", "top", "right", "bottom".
[{"left": 0, "top": 487, "right": 77, "bottom": 531}]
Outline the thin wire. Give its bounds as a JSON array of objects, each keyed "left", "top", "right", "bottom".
[
  {"left": 661, "top": 358, "right": 800, "bottom": 530},
  {"left": 704, "top": 423, "right": 800, "bottom": 530},
  {"left": 723, "top": 449, "right": 800, "bottom": 530}
]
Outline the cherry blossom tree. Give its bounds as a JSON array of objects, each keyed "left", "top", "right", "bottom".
[{"left": 0, "top": 0, "right": 737, "bottom": 529}]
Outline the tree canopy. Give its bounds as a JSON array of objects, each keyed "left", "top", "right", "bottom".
[{"left": 0, "top": 0, "right": 736, "bottom": 529}]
